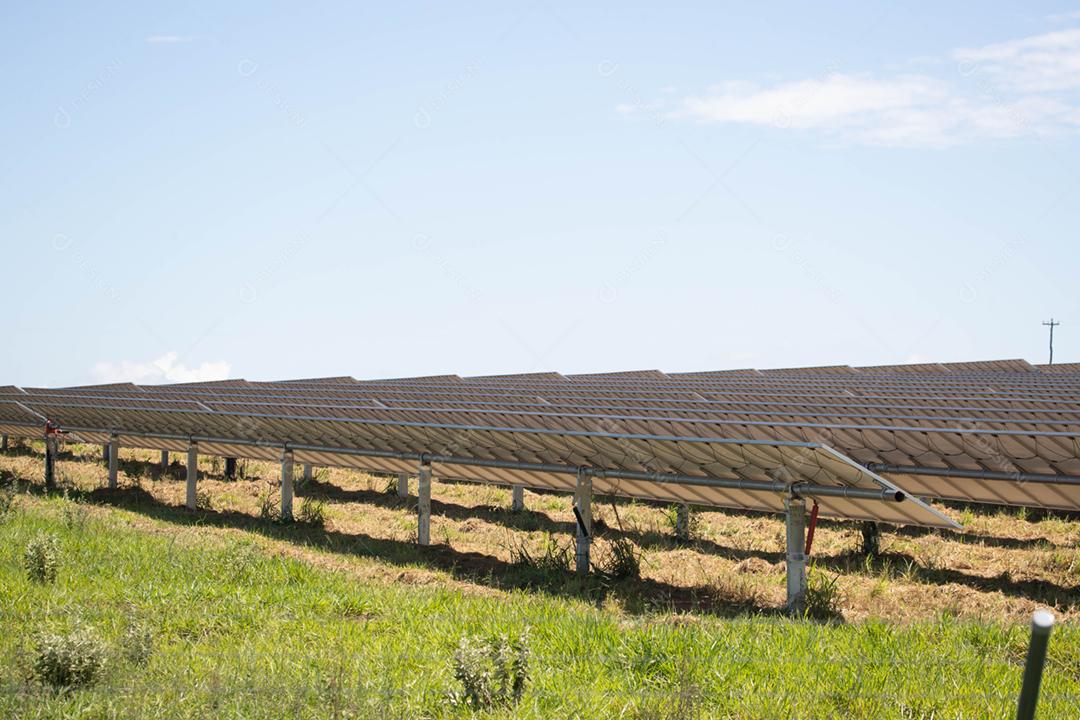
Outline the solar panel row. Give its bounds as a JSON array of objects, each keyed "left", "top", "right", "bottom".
[{"left": 2, "top": 358, "right": 1076, "bottom": 613}]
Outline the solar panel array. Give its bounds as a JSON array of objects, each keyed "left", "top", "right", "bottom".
[{"left": 4, "top": 357, "right": 1080, "bottom": 530}]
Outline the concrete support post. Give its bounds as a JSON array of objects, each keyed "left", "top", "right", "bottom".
[
  {"left": 675, "top": 503, "right": 690, "bottom": 540},
  {"left": 2, "top": 433, "right": 9, "bottom": 451},
  {"left": 511, "top": 485, "right": 525, "bottom": 512},
  {"left": 785, "top": 495, "right": 808, "bottom": 615},
  {"left": 160, "top": 450, "right": 169, "bottom": 470},
  {"left": 44, "top": 436, "right": 58, "bottom": 489},
  {"left": 107, "top": 436, "right": 119, "bottom": 490},
  {"left": 397, "top": 472, "right": 409, "bottom": 498},
  {"left": 185, "top": 443, "right": 199, "bottom": 510},
  {"left": 417, "top": 462, "right": 432, "bottom": 546},
  {"left": 574, "top": 469, "right": 592, "bottom": 575},
  {"left": 224, "top": 457, "right": 237, "bottom": 480},
  {"left": 281, "top": 450, "right": 294, "bottom": 521},
  {"left": 303, "top": 463, "right": 313, "bottom": 483}
]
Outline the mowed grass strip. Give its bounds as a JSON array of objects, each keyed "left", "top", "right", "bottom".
[{"left": 0, "top": 485, "right": 1078, "bottom": 717}]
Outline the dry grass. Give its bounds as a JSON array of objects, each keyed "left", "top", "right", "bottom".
[{"left": 2, "top": 440, "right": 1076, "bottom": 623}]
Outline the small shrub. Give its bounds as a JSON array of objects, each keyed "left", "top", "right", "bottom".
[
  {"left": 0, "top": 484, "right": 15, "bottom": 519},
  {"left": 449, "top": 631, "right": 530, "bottom": 710},
  {"left": 805, "top": 565, "right": 843, "bottom": 620},
  {"left": 195, "top": 490, "right": 213, "bottom": 511},
  {"left": 119, "top": 620, "right": 154, "bottom": 666},
  {"left": 511, "top": 533, "right": 570, "bottom": 575},
  {"left": 31, "top": 627, "right": 107, "bottom": 688},
  {"left": 25, "top": 533, "right": 61, "bottom": 583},
  {"left": 258, "top": 490, "right": 280, "bottom": 522},
  {"left": 297, "top": 497, "right": 327, "bottom": 527},
  {"left": 597, "top": 537, "right": 642, "bottom": 580},
  {"left": 61, "top": 495, "right": 89, "bottom": 531}
]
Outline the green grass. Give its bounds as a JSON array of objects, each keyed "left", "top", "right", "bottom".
[{"left": 0, "top": 491, "right": 1078, "bottom": 718}]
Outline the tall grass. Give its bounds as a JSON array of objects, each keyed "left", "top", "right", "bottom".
[{"left": 0, "top": 495, "right": 1077, "bottom": 718}]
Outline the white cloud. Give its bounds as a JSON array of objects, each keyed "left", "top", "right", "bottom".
[
  {"left": 144, "top": 35, "right": 196, "bottom": 44},
  {"left": 678, "top": 75, "right": 948, "bottom": 129},
  {"left": 647, "top": 27, "right": 1080, "bottom": 147},
  {"left": 91, "top": 352, "right": 231, "bottom": 385},
  {"left": 954, "top": 28, "right": 1080, "bottom": 91}
]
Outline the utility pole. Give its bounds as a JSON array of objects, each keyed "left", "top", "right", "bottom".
[{"left": 1042, "top": 319, "right": 1060, "bottom": 365}]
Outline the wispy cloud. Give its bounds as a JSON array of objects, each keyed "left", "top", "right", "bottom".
[
  {"left": 954, "top": 28, "right": 1080, "bottom": 91},
  {"left": 91, "top": 352, "right": 230, "bottom": 384},
  {"left": 144, "top": 35, "right": 196, "bottom": 44},
  {"left": 641, "top": 26, "right": 1080, "bottom": 147}
]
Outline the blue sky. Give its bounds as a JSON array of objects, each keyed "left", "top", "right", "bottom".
[{"left": 3, "top": 2, "right": 1080, "bottom": 386}]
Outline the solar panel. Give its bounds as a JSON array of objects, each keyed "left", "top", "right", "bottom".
[{"left": 8, "top": 357, "right": 1079, "bottom": 612}]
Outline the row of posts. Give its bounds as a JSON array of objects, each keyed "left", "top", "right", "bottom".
[{"left": 27, "top": 437, "right": 811, "bottom": 612}]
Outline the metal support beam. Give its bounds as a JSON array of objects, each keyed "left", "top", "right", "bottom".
[
  {"left": 44, "top": 436, "right": 57, "bottom": 489},
  {"left": 866, "top": 463, "right": 1080, "bottom": 487},
  {"left": 785, "top": 495, "right": 808, "bottom": 615},
  {"left": 417, "top": 462, "right": 432, "bottom": 546},
  {"left": 186, "top": 443, "right": 198, "bottom": 510},
  {"left": 397, "top": 472, "right": 409, "bottom": 498},
  {"left": 281, "top": 450, "right": 294, "bottom": 521},
  {"left": 224, "top": 457, "right": 237, "bottom": 480},
  {"left": 160, "top": 450, "right": 169, "bottom": 470},
  {"left": 511, "top": 485, "right": 525, "bottom": 512},
  {"left": 107, "top": 436, "right": 119, "bottom": 490},
  {"left": 675, "top": 503, "right": 690, "bottom": 541},
  {"left": 1, "top": 434, "right": 7, "bottom": 452},
  {"left": 303, "top": 463, "right": 313, "bottom": 483},
  {"left": 861, "top": 521, "right": 880, "bottom": 556},
  {"left": 102, "top": 444, "right": 109, "bottom": 463},
  {"left": 574, "top": 468, "right": 592, "bottom": 575}
]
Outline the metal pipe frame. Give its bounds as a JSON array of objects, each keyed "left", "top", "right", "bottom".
[
  {"left": 12, "top": 422, "right": 911, "bottom": 505},
  {"left": 867, "top": 463, "right": 1080, "bottom": 487}
]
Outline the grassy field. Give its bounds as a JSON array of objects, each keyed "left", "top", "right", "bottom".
[{"left": 0, "top": 440, "right": 1078, "bottom": 718}]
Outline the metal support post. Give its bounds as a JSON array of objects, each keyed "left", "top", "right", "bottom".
[
  {"left": 574, "top": 469, "right": 592, "bottom": 575},
  {"left": 44, "top": 436, "right": 57, "bottom": 489},
  {"left": 675, "top": 503, "right": 690, "bottom": 540},
  {"left": 107, "top": 436, "right": 119, "bottom": 489},
  {"left": 511, "top": 485, "right": 525, "bottom": 512},
  {"left": 224, "top": 457, "right": 237, "bottom": 480},
  {"left": 861, "top": 521, "right": 881, "bottom": 556},
  {"left": 417, "top": 461, "right": 432, "bottom": 545},
  {"left": 281, "top": 450, "right": 294, "bottom": 520},
  {"left": 397, "top": 472, "right": 409, "bottom": 498},
  {"left": 186, "top": 442, "right": 198, "bottom": 510},
  {"left": 785, "top": 495, "right": 808, "bottom": 615},
  {"left": 1016, "top": 610, "right": 1055, "bottom": 720}
]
